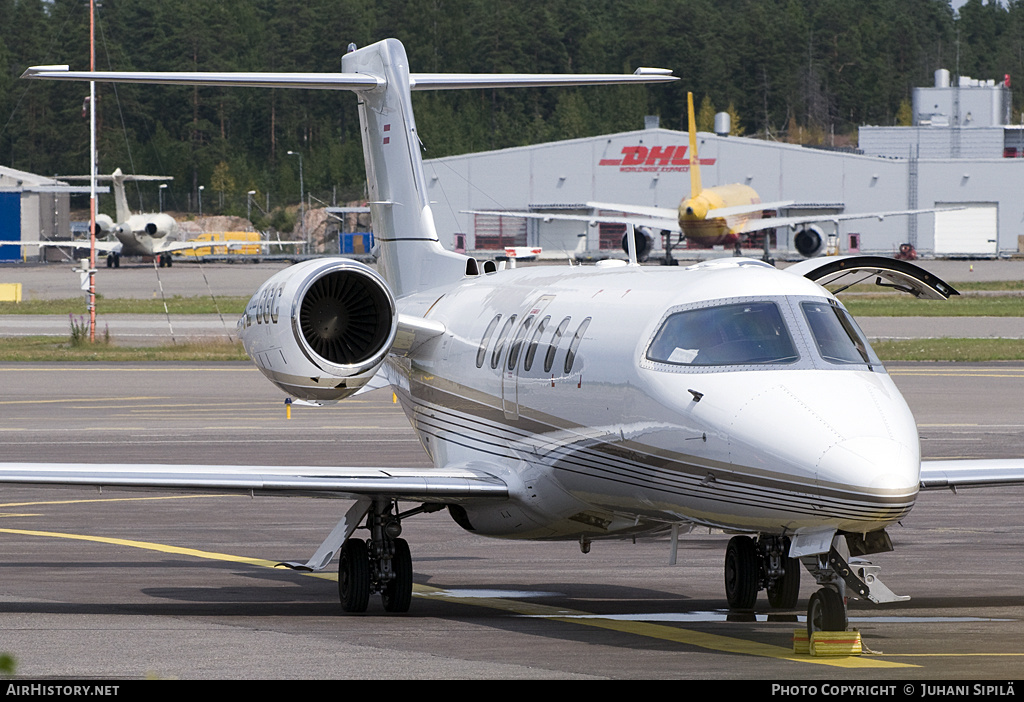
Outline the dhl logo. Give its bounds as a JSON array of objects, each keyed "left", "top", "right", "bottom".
[{"left": 599, "top": 145, "right": 715, "bottom": 172}]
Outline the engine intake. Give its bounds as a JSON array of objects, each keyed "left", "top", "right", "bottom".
[
  {"left": 240, "top": 259, "right": 397, "bottom": 403},
  {"left": 794, "top": 225, "right": 825, "bottom": 258},
  {"left": 299, "top": 269, "right": 392, "bottom": 367}
]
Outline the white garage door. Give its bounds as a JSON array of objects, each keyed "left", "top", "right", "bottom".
[{"left": 934, "top": 204, "right": 998, "bottom": 256}]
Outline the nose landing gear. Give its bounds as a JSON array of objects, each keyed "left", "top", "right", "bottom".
[{"left": 802, "top": 533, "right": 909, "bottom": 637}]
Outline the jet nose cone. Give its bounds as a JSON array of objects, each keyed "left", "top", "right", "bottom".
[
  {"left": 818, "top": 436, "right": 920, "bottom": 493},
  {"left": 816, "top": 435, "right": 919, "bottom": 529}
]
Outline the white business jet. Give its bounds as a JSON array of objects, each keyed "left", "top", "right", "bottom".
[{"left": 8, "top": 41, "right": 1024, "bottom": 636}]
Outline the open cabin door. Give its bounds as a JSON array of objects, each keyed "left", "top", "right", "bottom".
[{"left": 785, "top": 255, "right": 959, "bottom": 300}]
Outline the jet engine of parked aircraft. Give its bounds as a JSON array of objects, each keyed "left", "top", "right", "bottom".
[
  {"left": 116, "top": 211, "right": 179, "bottom": 240},
  {"left": 793, "top": 225, "right": 826, "bottom": 258}
]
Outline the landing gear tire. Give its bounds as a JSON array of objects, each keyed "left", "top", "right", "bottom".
[
  {"left": 766, "top": 556, "right": 800, "bottom": 609},
  {"left": 381, "top": 538, "right": 413, "bottom": 613},
  {"left": 807, "top": 587, "right": 847, "bottom": 635},
  {"left": 724, "top": 535, "right": 759, "bottom": 610},
  {"left": 339, "top": 538, "right": 370, "bottom": 613}
]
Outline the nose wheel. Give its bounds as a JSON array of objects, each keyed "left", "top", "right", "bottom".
[{"left": 807, "top": 587, "right": 847, "bottom": 635}]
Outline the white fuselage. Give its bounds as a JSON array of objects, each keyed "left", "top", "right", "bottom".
[
  {"left": 113, "top": 213, "right": 182, "bottom": 256},
  {"left": 388, "top": 260, "right": 921, "bottom": 541}
]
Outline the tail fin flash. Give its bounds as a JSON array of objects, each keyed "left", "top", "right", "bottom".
[{"left": 687, "top": 92, "right": 702, "bottom": 199}]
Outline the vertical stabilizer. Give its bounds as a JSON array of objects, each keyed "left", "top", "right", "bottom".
[
  {"left": 110, "top": 168, "right": 132, "bottom": 224},
  {"left": 22, "top": 40, "right": 675, "bottom": 298},
  {"left": 343, "top": 40, "right": 468, "bottom": 299},
  {"left": 687, "top": 93, "right": 702, "bottom": 198}
]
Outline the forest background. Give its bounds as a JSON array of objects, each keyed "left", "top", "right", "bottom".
[{"left": 0, "top": 0, "right": 1020, "bottom": 225}]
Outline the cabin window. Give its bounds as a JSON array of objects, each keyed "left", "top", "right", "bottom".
[
  {"left": 523, "top": 315, "right": 550, "bottom": 372},
  {"left": 647, "top": 302, "right": 798, "bottom": 366},
  {"left": 490, "top": 315, "right": 517, "bottom": 369},
  {"left": 801, "top": 301, "right": 878, "bottom": 366},
  {"left": 476, "top": 314, "right": 501, "bottom": 368},
  {"left": 507, "top": 316, "right": 534, "bottom": 371},
  {"left": 544, "top": 317, "right": 572, "bottom": 373},
  {"left": 564, "top": 317, "right": 591, "bottom": 373}
]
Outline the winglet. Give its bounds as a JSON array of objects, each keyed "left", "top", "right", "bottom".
[{"left": 22, "top": 65, "right": 69, "bottom": 78}]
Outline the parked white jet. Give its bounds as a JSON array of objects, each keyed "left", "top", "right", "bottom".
[
  {"left": 8, "top": 42, "right": 1024, "bottom": 637},
  {"left": 2, "top": 168, "right": 226, "bottom": 267},
  {"left": 62, "top": 168, "right": 182, "bottom": 267}
]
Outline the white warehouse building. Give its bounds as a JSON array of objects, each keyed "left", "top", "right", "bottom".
[{"left": 423, "top": 72, "right": 1024, "bottom": 260}]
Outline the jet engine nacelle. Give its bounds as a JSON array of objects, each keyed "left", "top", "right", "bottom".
[
  {"left": 794, "top": 224, "right": 826, "bottom": 258},
  {"left": 119, "top": 213, "right": 178, "bottom": 238},
  {"left": 621, "top": 227, "right": 655, "bottom": 262},
  {"left": 238, "top": 258, "right": 397, "bottom": 403},
  {"left": 94, "top": 214, "right": 114, "bottom": 236}
]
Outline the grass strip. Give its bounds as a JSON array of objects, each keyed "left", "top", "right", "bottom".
[
  {"left": 841, "top": 295, "right": 1024, "bottom": 317},
  {"left": 0, "top": 296, "right": 248, "bottom": 315},
  {"left": 0, "top": 336, "right": 246, "bottom": 362},
  {"left": 872, "top": 338, "right": 1024, "bottom": 362}
]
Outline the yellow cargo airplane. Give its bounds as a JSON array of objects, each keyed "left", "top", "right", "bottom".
[{"left": 474, "top": 93, "right": 951, "bottom": 259}]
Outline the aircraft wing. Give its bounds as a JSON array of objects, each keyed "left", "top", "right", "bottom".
[
  {"left": 0, "top": 239, "right": 121, "bottom": 254},
  {"left": 465, "top": 209, "right": 680, "bottom": 232},
  {"left": 705, "top": 200, "right": 795, "bottom": 219},
  {"left": 0, "top": 462, "right": 508, "bottom": 503},
  {"left": 586, "top": 201, "right": 679, "bottom": 220},
  {"left": 737, "top": 207, "right": 961, "bottom": 235},
  {"left": 156, "top": 240, "right": 233, "bottom": 254},
  {"left": 920, "top": 459, "right": 1024, "bottom": 490}
]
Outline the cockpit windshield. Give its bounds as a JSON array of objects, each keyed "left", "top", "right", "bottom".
[
  {"left": 646, "top": 301, "right": 799, "bottom": 366},
  {"left": 801, "top": 301, "right": 880, "bottom": 366}
]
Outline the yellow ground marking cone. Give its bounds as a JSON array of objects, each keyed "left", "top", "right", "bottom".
[{"left": 810, "top": 630, "right": 863, "bottom": 657}]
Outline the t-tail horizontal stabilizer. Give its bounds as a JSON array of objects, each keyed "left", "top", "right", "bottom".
[{"left": 24, "top": 40, "right": 676, "bottom": 298}]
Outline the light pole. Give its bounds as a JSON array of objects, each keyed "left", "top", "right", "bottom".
[
  {"left": 159, "top": 183, "right": 167, "bottom": 213},
  {"left": 247, "top": 190, "right": 256, "bottom": 224},
  {"left": 198, "top": 185, "right": 204, "bottom": 217},
  {"left": 287, "top": 150, "right": 304, "bottom": 249}
]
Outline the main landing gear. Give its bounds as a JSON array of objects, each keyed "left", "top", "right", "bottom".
[
  {"left": 724, "top": 534, "right": 800, "bottom": 611},
  {"left": 338, "top": 501, "right": 417, "bottom": 613},
  {"left": 157, "top": 253, "right": 173, "bottom": 268},
  {"left": 105, "top": 252, "right": 120, "bottom": 268}
]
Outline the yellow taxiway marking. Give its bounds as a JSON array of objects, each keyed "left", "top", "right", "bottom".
[
  {"left": 0, "top": 498, "right": 913, "bottom": 670},
  {"left": 0, "top": 396, "right": 169, "bottom": 406}
]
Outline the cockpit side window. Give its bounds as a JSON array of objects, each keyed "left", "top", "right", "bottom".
[
  {"left": 647, "top": 302, "right": 798, "bottom": 366},
  {"left": 801, "top": 301, "right": 879, "bottom": 366}
]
